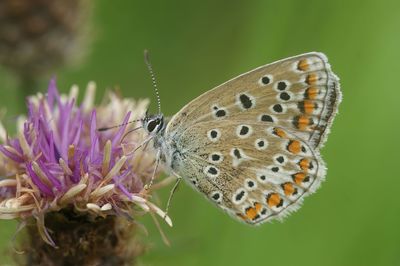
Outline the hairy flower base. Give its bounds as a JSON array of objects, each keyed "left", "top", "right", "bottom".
[{"left": 14, "top": 209, "right": 143, "bottom": 266}]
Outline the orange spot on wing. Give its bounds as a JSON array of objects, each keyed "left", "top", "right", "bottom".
[
  {"left": 287, "top": 140, "right": 301, "bottom": 154},
  {"left": 244, "top": 203, "right": 263, "bottom": 221},
  {"left": 298, "top": 116, "right": 309, "bottom": 126},
  {"left": 293, "top": 115, "right": 315, "bottom": 130},
  {"left": 298, "top": 101, "right": 316, "bottom": 115},
  {"left": 303, "top": 101, "right": 315, "bottom": 114},
  {"left": 297, "top": 59, "right": 309, "bottom": 71},
  {"left": 273, "top": 128, "right": 287, "bottom": 138},
  {"left": 305, "top": 87, "right": 318, "bottom": 100},
  {"left": 245, "top": 208, "right": 257, "bottom": 220},
  {"left": 292, "top": 172, "right": 306, "bottom": 185},
  {"left": 282, "top": 182, "right": 295, "bottom": 196},
  {"left": 266, "top": 193, "right": 281, "bottom": 207},
  {"left": 298, "top": 115, "right": 310, "bottom": 130},
  {"left": 299, "top": 158, "right": 310, "bottom": 171},
  {"left": 306, "top": 73, "right": 318, "bottom": 85},
  {"left": 254, "top": 202, "right": 262, "bottom": 212}
]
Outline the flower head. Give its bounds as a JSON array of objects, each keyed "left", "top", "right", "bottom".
[{"left": 0, "top": 80, "right": 171, "bottom": 245}]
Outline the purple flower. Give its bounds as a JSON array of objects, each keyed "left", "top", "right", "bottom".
[{"left": 0, "top": 80, "right": 171, "bottom": 244}]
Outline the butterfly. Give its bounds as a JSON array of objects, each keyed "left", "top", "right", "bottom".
[{"left": 141, "top": 52, "right": 341, "bottom": 225}]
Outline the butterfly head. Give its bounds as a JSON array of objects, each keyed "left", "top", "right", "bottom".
[
  {"left": 142, "top": 113, "right": 165, "bottom": 136},
  {"left": 141, "top": 50, "right": 165, "bottom": 137}
]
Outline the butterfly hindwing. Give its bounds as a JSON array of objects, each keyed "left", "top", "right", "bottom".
[{"left": 169, "top": 120, "right": 324, "bottom": 224}]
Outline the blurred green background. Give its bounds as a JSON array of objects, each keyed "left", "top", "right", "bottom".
[{"left": 1, "top": 1, "right": 399, "bottom": 265}]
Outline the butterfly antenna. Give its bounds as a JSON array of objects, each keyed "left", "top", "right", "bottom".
[
  {"left": 97, "top": 119, "right": 142, "bottom": 132},
  {"left": 144, "top": 49, "right": 162, "bottom": 114}
]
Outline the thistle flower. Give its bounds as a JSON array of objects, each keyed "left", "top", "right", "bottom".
[{"left": 0, "top": 80, "right": 171, "bottom": 265}]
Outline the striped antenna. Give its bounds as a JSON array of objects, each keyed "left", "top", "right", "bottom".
[
  {"left": 97, "top": 119, "right": 141, "bottom": 132},
  {"left": 144, "top": 49, "right": 162, "bottom": 114}
]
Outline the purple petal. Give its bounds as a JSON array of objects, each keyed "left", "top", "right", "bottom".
[
  {"left": 111, "top": 112, "right": 131, "bottom": 147},
  {"left": 116, "top": 183, "right": 132, "bottom": 199},
  {"left": 37, "top": 160, "right": 62, "bottom": 191},
  {"left": 113, "top": 169, "right": 132, "bottom": 199},
  {"left": 59, "top": 100, "right": 75, "bottom": 160},
  {"left": 48, "top": 131, "right": 57, "bottom": 163},
  {"left": 26, "top": 163, "right": 53, "bottom": 196},
  {"left": 27, "top": 100, "right": 35, "bottom": 118},
  {"left": 72, "top": 120, "right": 83, "bottom": 146},
  {"left": 47, "top": 78, "right": 59, "bottom": 110},
  {"left": 8, "top": 138, "right": 23, "bottom": 155},
  {"left": 114, "top": 168, "right": 131, "bottom": 182},
  {"left": 0, "top": 145, "right": 24, "bottom": 163},
  {"left": 89, "top": 111, "right": 99, "bottom": 164}
]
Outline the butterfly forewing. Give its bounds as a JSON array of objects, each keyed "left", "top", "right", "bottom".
[
  {"left": 167, "top": 52, "right": 340, "bottom": 149},
  {"left": 162, "top": 52, "right": 341, "bottom": 224}
]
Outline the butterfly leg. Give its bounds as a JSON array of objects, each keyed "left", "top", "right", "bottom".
[
  {"left": 145, "top": 148, "right": 161, "bottom": 190},
  {"left": 125, "top": 135, "right": 153, "bottom": 157},
  {"left": 121, "top": 126, "right": 143, "bottom": 143},
  {"left": 164, "top": 175, "right": 182, "bottom": 219},
  {"left": 131, "top": 136, "right": 151, "bottom": 169}
]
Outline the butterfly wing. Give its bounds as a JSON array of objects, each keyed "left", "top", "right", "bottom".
[
  {"left": 166, "top": 52, "right": 341, "bottom": 149},
  {"left": 170, "top": 121, "right": 325, "bottom": 224},
  {"left": 164, "top": 52, "right": 341, "bottom": 223}
]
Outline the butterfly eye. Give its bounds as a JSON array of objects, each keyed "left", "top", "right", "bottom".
[{"left": 147, "top": 119, "right": 159, "bottom": 132}]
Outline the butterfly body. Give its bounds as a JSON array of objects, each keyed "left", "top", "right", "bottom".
[{"left": 143, "top": 52, "right": 341, "bottom": 224}]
